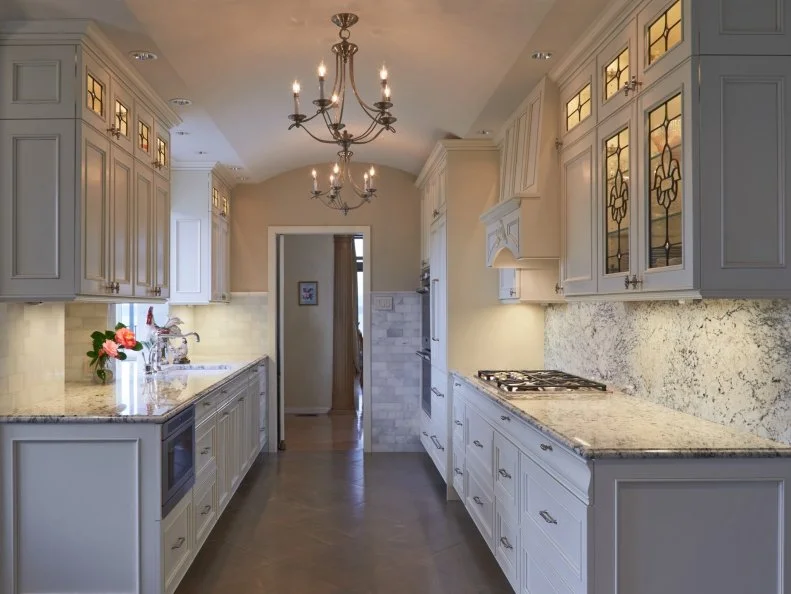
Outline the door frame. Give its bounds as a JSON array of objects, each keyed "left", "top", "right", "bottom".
[{"left": 267, "top": 225, "right": 372, "bottom": 453}]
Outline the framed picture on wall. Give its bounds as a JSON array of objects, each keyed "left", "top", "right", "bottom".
[{"left": 298, "top": 281, "right": 318, "bottom": 306}]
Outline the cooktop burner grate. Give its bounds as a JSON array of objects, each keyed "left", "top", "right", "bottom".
[{"left": 476, "top": 370, "right": 606, "bottom": 392}]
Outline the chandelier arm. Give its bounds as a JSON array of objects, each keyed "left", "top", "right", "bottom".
[
  {"left": 329, "top": 51, "right": 343, "bottom": 102},
  {"left": 298, "top": 125, "right": 347, "bottom": 145},
  {"left": 347, "top": 125, "right": 389, "bottom": 145},
  {"left": 347, "top": 52, "right": 385, "bottom": 117}
]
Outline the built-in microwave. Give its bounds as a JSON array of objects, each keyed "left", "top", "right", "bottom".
[{"left": 161, "top": 405, "right": 195, "bottom": 517}]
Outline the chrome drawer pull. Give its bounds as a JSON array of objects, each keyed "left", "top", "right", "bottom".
[
  {"left": 454, "top": 382, "right": 461, "bottom": 387},
  {"left": 422, "top": 431, "right": 429, "bottom": 437},
  {"left": 473, "top": 440, "right": 484, "bottom": 448},
  {"left": 473, "top": 496, "right": 484, "bottom": 506},
  {"left": 454, "top": 420, "right": 463, "bottom": 426},
  {"left": 200, "top": 505, "right": 211, "bottom": 515},
  {"left": 500, "top": 415, "right": 511, "bottom": 422},
  {"left": 454, "top": 467, "right": 463, "bottom": 476},
  {"left": 200, "top": 447, "right": 211, "bottom": 455},
  {"left": 498, "top": 468, "right": 512, "bottom": 479},
  {"left": 171, "top": 536, "right": 186, "bottom": 550},
  {"left": 202, "top": 402, "right": 213, "bottom": 407},
  {"left": 500, "top": 536, "right": 514, "bottom": 550},
  {"left": 431, "top": 387, "right": 445, "bottom": 398},
  {"left": 539, "top": 443, "right": 553, "bottom": 452},
  {"left": 539, "top": 510, "right": 558, "bottom": 525}
]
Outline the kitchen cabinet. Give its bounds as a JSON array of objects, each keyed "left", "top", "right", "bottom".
[
  {"left": 452, "top": 373, "right": 791, "bottom": 594},
  {"left": 499, "top": 267, "right": 563, "bottom": 304},
  {"left": 553, "top": 0, "right": 791, "bottom": 299},
  {"left": 429, "top": 216, "right": 447, "bottom": 373},
  {"left": 559, "top": 132, "right": 598, "bottom": 296},
  {"left": 170, "top": 167, "right": 234, "bottom": 304},
  {"left": 420, "top": 163, "right": 446, "bottom": 267},
  {"left": 0, "top": 22, "right": 179, "bottom": 302}
]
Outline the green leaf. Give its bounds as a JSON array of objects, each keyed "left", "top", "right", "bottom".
[
  {"left": 96, "top": 368, "right": 106, "bottom": 382},
  {"left": 131, "top": 343, "right": 143, "bottom": 352},
  {"left": 115, "top": 322, "right": 126, "bottom": 331},
  {"left": 105, "top": 330, "right": 115, "bottom": 340},
  {"left": 117, "top": 352, "right": 127, "bottom": 361},
  {"left": 86, "top": 351, "right": 95, "bottom": 358},
  {"left": 91, "top": 331, "right": 105, "bottom": 342}
]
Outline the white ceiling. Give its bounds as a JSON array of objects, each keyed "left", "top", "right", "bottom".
[{"left": 1, "top": 0, "right": 611, "bottom": 182}]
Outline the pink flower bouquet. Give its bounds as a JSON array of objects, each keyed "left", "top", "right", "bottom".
[{"left": 86, "top": 323, "right": 143, "bottom": 382}]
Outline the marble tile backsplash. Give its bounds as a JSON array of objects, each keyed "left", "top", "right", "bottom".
[
  {"left": 65, "top": 303, "right": 110, "bottom": 381},
  {"left": 370, "top": 292, "right": 422, "bottom": 452},
  {"left": 545, "top": 300, "right": 791, "bottom": 445},
  {"left": 0, "top": 303, "right": 65, "bottom": 395},
  {"left": 170, "top": 293, "right": 268, "bottom": 359}
]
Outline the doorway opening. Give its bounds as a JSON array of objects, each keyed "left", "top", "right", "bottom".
[{"left": 268, "top": 226, "right": 371, "bottom": 453}]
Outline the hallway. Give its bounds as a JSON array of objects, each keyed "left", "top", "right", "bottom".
[{"left": 175, "top": 452, "right": 513, "bottom": 594}]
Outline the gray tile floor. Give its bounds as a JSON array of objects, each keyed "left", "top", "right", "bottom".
[{"left": 176, "top": 452, "right": 513, "bottom": 593}]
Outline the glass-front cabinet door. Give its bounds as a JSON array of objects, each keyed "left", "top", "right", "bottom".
[
  {"left": 596, "top": 20, "right": 637, "bottom": 122},
  {"left": 636, "top": 64, "right": 694, "bottom": 292},
  {"left": 637, "top": 0, "right": 690, "bottom": 90},
  {"left": 597, "top": 104, "right": 638, "bottom": 293}
]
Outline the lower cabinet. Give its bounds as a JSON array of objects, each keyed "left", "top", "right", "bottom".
[{"left": 163, "top": 363, "right": 265, "bottom": 594}]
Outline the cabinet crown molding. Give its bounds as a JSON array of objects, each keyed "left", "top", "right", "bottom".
[{"left": 0, "top": 19, "right": 181, "bottom": 130}]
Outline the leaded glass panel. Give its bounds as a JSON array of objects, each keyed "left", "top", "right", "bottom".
[
  {"left": 647, "top": 93, "right": 682, "bottom": 269},
  {"left": 604, "top": 48, "right": 630, "bottom": 101},
  {"left": 156, "top": 138, "right": 167, "bottom": 167},
  {"left": 566, "top": 83, "right": 592, "bottom": 131},
  {"left": 87, "top": 74, "right": 104, "bottom": 116},
  {"left": 212, "top": 188, "right": 220, "bottom": 209},
  {"left": 138, "top": 121, "right": 150, "bottom": 152},
  {"left": 604, "top": 127, "right": 630, "bottom": 274},
  {"left": 648, "top": 0, "right": 682, "bottom": 65},
  {"left": 115, "top": 100, "right": 129, "bottom": 137}
]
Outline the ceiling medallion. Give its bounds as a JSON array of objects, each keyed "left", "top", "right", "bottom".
[{"left": 288, "top": 13, "right": 396, "bottom": 214}]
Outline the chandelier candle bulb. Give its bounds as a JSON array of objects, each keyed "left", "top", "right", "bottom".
[
  {"left": 318, "top": 61, "right": 327, "bottom": 100},
  {"left": 311, "top": 169, "right": 318, "bottom": 192},
  {"left": 292, "top": 80, "right": 301, "bottom": 114},
  {"left": 364, "top": 172, "right": 369, "bottom": 190},
  {"left": 384, "top": 85, "right": 391, "bottom": 100}
]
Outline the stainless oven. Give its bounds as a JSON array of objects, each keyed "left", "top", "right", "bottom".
[
  {"left": 162, "top": 405, "right": 195, "bottom": 517},
  {"left": 416, "top": 266, "right": 431, "bottom": 417}
]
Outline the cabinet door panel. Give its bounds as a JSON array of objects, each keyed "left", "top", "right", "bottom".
[
  {"left": 80, "top": 50, "right": 110, "bottom": 132},
  {"left": 637, "top": 0, "right": 691, "bottom": 90},
  {"left": 80, "top": 125, "right": 111, "bottom": 296},
  {"left": 135, "top": 105, "right": 155, "bottom": 164},
  {"left": 560, "top": 133, "right": 598, "bottom": 295},
  {"left": 153, "top": 119, "right": 171, "bottom": 181},
  {"left": 559, "top": 60, "right": 597, "bottom": 147},
  {"left": 110, "top": 147, "right": 134, "bottom": 296},
  {"left": 211, "top": 214, "right": 222, "bottom": 302},
  {"left": 154, "top": 177, "right": 171, "bottom": 299},
  {"left": 699, "top": 56, "right": 791, "bottom": 295},
  {"left": 0, "top": 119, "right": 77, "bottom": 298},
  {"left": 697, "top": 0, "right": 791, "bottom": 55},
  {"left": 134, "top": 163, "right": 155, "bottom": 297},
  {"left": 636, "top": 63, "right": 695, "bottom": 292},
  {"left": 597, "top": 20, "right": 637, "bottom": 122},
  {"left": 597, "top": 104, "right": 638, "bottom": 293},
  {"left": 0, "top": 45, "right": 77, "bottom": 119}
]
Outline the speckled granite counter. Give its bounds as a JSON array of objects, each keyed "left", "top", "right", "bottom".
[
  {"left": 0, "top": 356, "right": 267, "bottom": 423},
  {"left": 454, "top": 373, "right": 791, "bottom": 459}
]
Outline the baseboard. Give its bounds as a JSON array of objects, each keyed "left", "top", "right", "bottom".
[{"left": 285, "top": 407, "right": 330, "bottom": 415}]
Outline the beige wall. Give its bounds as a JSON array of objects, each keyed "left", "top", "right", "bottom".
[
  {"left": 231, "top": 163, "right": 420, "bottom": 293},
  {"left": 283, "top": 235, "right": 334, "bottom": 412}
]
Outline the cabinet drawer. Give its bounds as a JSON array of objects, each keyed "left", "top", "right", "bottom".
[
  {"left": 494, "top": 432, "right": 519, "bottom": 517},
  {"left": 452, "top": 447, "right": 465, "bottom": 498},
  {"left": 162, "top": 497, "right": 194, "bottom": 594},
  {"left": 519, "top": 424, "right": 590, "bottom": 502},
  {"left": 522, "top": 455, "right": 587, "bottom": 586},
  {"left": 494, "top": 503, "right": 519, "bottom": 592},
  {"left": 428, "top": 425, "right": 447, "bottom": 480},
  {"left": 466, "top": 465, "right": 494, "bottom": 550},
  {"left": 194, "top": 471, "right": 218, "bottom": 548},
  {"left": 431, "top": 367, "right": 448, "bottom": 421},
  {"left": 195, "top": 417, "right": 216, "bottom": 480},
  {"left": 195, "top": 392, "right": 218, "bottom": 424},
  {"left": 420, "top": 410, "right": 432, "bottom": 453},
  {"left": 466, "top": 405, "right": 494, "bottom": 480},
  {"left": 521, "top": 545, "right": 574, "bottom": 594}
]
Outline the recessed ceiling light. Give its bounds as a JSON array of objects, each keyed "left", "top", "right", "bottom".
[
  {"left": 531, "top": 51, "right": 553, "bottom": 60},
  {"left": 229, "top": 166, "right": 242, "bottom": 171},
  {"left": 129, "top": 50, "right": 158, "bottom": 61},
  {"left": 477, "top": 129, "right": 492, "bottom": 136},
  {"left": 174, "top": 130, "right": 190, "bottom": 136},
  {"left": 196, "top": 150, "right": 208, "bottom": 155},
  {"left": 169, "top": 98, "right": 192, "bottom": 107}
]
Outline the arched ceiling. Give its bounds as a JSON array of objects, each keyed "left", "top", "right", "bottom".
[{"left": 1, "top": 0, "right": 611, "bottom": 182}]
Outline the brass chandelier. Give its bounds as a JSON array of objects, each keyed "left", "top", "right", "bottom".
[{"left": 287, "top": 13, "right": 396, "bottom": 214}]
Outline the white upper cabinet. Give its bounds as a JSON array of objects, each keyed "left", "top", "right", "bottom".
[
  {"left": 559, "top": 60, "right": 597, "bottom": 147},
  {"left": 553, "top": 0, "right": 791, "bottom": 299},
  {"left": 170, "top": 168, "right": 234, "bottom": 305},
  {"left": 0, "top": 21, "right": 180, "bottom": 302},
  {"left": 482, "top": 77, "right": 561, "bottom": 269}
]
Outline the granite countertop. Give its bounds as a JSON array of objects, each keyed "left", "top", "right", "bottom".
[
  {"left": 455, "top": 373, "right": 791, "bottom": 459},
  {"left": 0, "top": 356, "right": 267, "bottom": 424}
]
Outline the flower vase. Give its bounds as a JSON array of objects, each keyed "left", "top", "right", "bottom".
[{"left": 93, "top": 359, "right": 115, "bottom": 384}]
